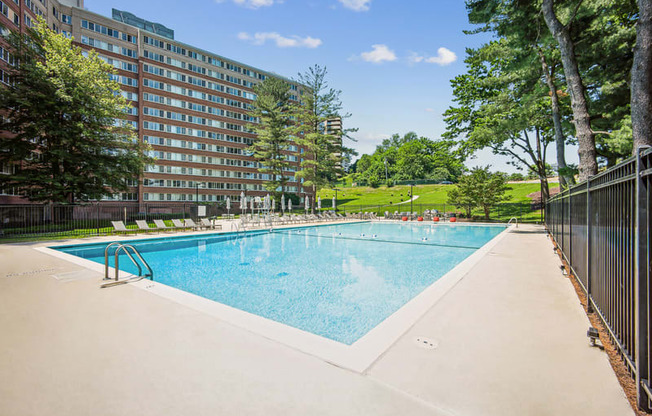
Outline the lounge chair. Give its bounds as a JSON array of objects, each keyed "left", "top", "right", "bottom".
[
  {"left": 200, "top": 218, "right": 222, "bottom": 230},
  {"left": 184, "top": 218, "right": 203, "bottom": 230},
  {"left": 171, "top": 219, "right": 190, "bottom": 231},
  {"left": 153, "top": 219, "right": 173, "bottom": 231},
  {"left": 135, "top": 220, "right": 157, "bottom": 232},
  {"left": 111, "top": 220, "right": 136, "bottom": 235}
]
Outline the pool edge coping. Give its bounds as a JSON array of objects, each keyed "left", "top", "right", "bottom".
[{"left": 35, "top": 222, "right": 515, "bottom": 373}]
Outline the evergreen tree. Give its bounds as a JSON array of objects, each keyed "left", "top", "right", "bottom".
[
  {"left": 292, "top": 65, "right": 356, "bottom": 212},
  {"left": 247, "top": 77, "right": 293, "bottom": 199},
  {"left": 0, "top": 19, "right": 151, "bottom": 203}
]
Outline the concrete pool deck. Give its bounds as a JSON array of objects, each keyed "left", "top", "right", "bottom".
[{"left": 0, "top": 224, "right": 634, "bottom": 416}]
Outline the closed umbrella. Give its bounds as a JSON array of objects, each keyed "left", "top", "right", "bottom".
[
  {"left": 332, "top": 196, "right": 336, "bottom": 212},
  {"left": 240, "top": 192, "right": 245, "bottom": 214},
  {"left": 317, "top": 196, "right": 321, "bottom": 211},
  {"left": 281, "top": 195, "right": 285, "bottom": 214},
  {"left": 271, "top": 198, "right": 275, "bottom": 213},
  {"left": 226, "top": 196, "right": 231, "bottom": 216},
  {"left": 288, "top": 199, "right": 292, "bottom": 212},
  {"left": 250, "top": 197, "right": 255, "bottom": 212},
  {"left": 305, "top": 195, "right": 310, "bottom": 213}
]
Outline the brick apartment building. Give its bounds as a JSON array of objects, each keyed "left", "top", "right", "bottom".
[{"left": 0, "top": 0, "right": 310, "bottom": 206}]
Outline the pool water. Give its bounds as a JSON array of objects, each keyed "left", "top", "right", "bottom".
[{"left": 54, "top": 222, "right": 506, "bottom": 345}]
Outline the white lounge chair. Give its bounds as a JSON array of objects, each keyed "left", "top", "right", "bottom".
[
  {"left": 171, "top": 219, "right": 190, "bottom": 231},
  {"left": 184, "top": 218, "right": 202, "bottom": 230},
  {"left": 135, "top": 220, "right": 156, "bottom": 232},
  {"left": 200, "top": 218, "right": 221, "bottom": 230},
  {"left": 153, "top": 219, "right": 173, "bottom": 231},
  {"left": 111, "top": 221, "right": 136, "bottom": 235}
]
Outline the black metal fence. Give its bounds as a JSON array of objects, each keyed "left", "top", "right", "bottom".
[
  {"left": 0, "top": 202, "right": 234, "bottom": 240},
  {"left": 0, "top": 199, "right": 544, "bottom": 241},
  {"left": 545, "top": 146, "right": 652, "bottom": 409}
]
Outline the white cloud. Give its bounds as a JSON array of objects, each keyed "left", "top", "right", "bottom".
[
  {"left": 338, "top": 0, "right": 371, "bottom": 11},
  {"left": 410, "top": 47, "right": 457, "bottom": 66},
  {"left": 237, "top": 32, "right": 322, "bottom": 48},
  {"left": 215, "top": 0, "right": 280, "bottom": 9},
  {"left": 425, "top": 108, "right": 435, "bottom": 113},
  {"left": 359, "top": 44, "right": 397, "bottom": 64}
]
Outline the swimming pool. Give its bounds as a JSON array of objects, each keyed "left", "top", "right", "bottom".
[{"left": 53, "top": 222, "right": 507, "bottom": 346}]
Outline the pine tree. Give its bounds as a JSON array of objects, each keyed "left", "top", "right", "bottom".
[
  {"left": 292, "top": 65, "right": 356, "bottom": 212},
  {"left": 247, "top": 77, "right": 293, "bottom": 199}
]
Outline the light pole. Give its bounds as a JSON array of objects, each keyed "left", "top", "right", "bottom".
[
  {"left": 410, "top": 183, "right": 414, "bottom": 220},
  {"left": 334, "top": 188, "right": 338, "bottom": 213}
]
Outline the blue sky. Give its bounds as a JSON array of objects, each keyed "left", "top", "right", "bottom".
[{"left": 87, "top": 0, "right": 578, "bottom": 173}]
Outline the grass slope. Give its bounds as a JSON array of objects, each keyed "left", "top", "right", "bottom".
[{"left": 318, "top": 182, "right": 558, "bottom": 207}]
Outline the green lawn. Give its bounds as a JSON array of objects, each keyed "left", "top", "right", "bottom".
[{"left": 318, "top": 182, "right": 557, "bottom": 207}]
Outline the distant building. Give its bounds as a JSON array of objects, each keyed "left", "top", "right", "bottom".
[{"left": 0, "top": 0, "right": 309, "bottom": 205}]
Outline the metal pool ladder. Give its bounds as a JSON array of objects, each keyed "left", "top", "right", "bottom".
[
  {"left": 507, "top": 217, "right": 519, "bottom": 228},
  {"left": 102, "top": 242, "right": 153, "bottom": 288}
]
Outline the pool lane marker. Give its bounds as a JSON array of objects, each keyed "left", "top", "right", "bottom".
[{"left": 273, "top": 230, "right": 481, "bottom": 250}]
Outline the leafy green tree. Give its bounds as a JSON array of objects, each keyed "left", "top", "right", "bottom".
[
  {"left": 354, "top": 132, "right": 463, "bottom": 184},
  {"left": 0, "top": 19, "right": 151, "bottom": 203},
  {"left": 247, "top": 77, "right": 293, "bottom": 199},
  {"left": 444, "top": 40, "right": 555, "bottom": 202},
  {"left": 447, "top": 186, "right": 475, "bottom": 218},
  {"left": 465, "top": 0, "right": 638, "bottom": 180},
  {"left": 447, "top": 167, "right": 511, "bottom": 220},
  {"left": 292, "top": 65, "right": 356, "bottom": 212}
]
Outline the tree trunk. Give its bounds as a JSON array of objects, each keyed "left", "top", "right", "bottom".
[
  {"left": 631, "top": 0, "right": 652, "bottom": 152},
  {"left": 542, "top": 0, "right": 598, "bottom": 181},
  {"left": 538, "top": 50, "right": 575, "bottom": 188},
  {"left": 483, "top": 206, "right": 490, "bottom": 220},
  {"left": 539, "top": 174, "right": 550, "bottom": 204}
]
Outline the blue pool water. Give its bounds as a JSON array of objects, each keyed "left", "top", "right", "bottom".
[{"left": 54, "top": 222, "right": 506, "bottom": 344}]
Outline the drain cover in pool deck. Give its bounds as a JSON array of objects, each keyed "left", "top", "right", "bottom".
[{"left": 414, "top": 337, "right": 438, "bottom": 349}]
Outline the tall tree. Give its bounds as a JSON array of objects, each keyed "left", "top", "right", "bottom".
[
  {"left": 444, "top": 40, "right": 554, "bottom": 202},
  {"left": 542, "top": 0, "right": 598, "bottom": 180},
  {"left": 293, "top": 65, "right": 355, "bottom": 212},
  {"left": 631, "top": 0, "right": 652, "bottom": 152},
  {"left": 466, "top": 0, "right": 576, "bottom": 187},
  {"left": 0, "top": 19, "right": 151, "bottom": 203},
  {"left": 247, "top": 77, "right": 293, "bottom": 199}
]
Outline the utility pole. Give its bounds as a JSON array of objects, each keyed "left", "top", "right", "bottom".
[{"left": 410, "top": 183, "right": 414, "bottom": 220}]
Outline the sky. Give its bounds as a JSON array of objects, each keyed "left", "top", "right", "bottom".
[{"left": 86, "top": 0, "right": 579, "bottom": 173}]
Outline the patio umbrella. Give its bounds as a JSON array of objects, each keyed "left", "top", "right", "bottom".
[
  {"left": 288, "top": 199, "right": 292, "bottom": 212},
  {"left": 271, "top": 197, "right": 275, "bottom": 213},
  {"left": 332, "top": 196, "right": 336, "bottom": 212},
  {"left": 250, "top": 196, "right": 255, "bottom": 212},
  {"left": 305, "top": 195, "right": 310, "bottom": 213},
  {"left": 281, "top": 195, "right": 285, "bottom": 214},
  {"left": 240, "top": 192, "right": 245, "bottom": 213},
  {"left": 317, "top": 196, "right": 321, "bottom": 211},
  {"left": 226, "top": 196, "right": 231, "bottom": 216}
]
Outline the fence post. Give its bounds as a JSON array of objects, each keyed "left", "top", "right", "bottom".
[
  {"left": 586, "top": 179, "right": 592, "bottom": 313},
  {"left": 636, "top": 146, "right": 651, "bottom": 410},
  {"left": 96, "top": 203, "right": 100, "bottom": 236}
]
